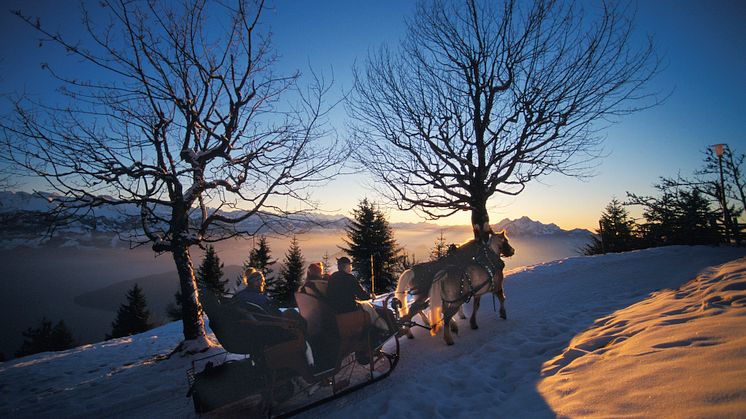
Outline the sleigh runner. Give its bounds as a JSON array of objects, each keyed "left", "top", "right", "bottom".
[{"left": 187, "top": 284, "right": 401, "bottom": 417}]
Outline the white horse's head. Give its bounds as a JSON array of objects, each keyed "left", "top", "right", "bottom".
[{"left": 489, "top": 230, "right": 515, "bottom": 258}]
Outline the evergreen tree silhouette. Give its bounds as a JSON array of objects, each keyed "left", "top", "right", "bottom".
[
  {"left": 245, "top": 235, "right": 276, "bottom": 283},
  {"left": 584, "top": 198, "right": 639, "bottom": 255},
  {"left": 274, "top": 236, "right": 305, "bottom": 306},
  {"left": 341, "top": 199, "right": 401, "bottom": 294},
  {"left": 430, "top": 230, "right": 449, "bottom": 261},
  {"left": 107, "top": 284, "right": 153, "bottom": 340},
  {"left": 321, "top": 251, "right": 331, "bottom": 276},
  {"left": 628, "top": 183, "right": 721, "bottom": 247},
  {"left": 196, "top": 245, "right": 227, "bottom": 296},
  {"left": 15, "top": 317, "right": 76, "bottom": 358}
]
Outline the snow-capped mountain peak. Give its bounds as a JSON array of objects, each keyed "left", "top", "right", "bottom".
[{"left": 494, "top": 216, "right": 588, "bottom": 236}]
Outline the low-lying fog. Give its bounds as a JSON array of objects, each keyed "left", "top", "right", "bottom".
[{"left": 0, "top": 225, "right": 590, "bottom": 358}]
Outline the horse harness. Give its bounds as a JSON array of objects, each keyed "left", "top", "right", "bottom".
[{"left": 440, "top": 242, "right": 505, "bottom": 305}]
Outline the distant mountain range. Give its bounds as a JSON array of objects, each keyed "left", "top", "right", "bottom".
[
  {"left": 494, "top": 216, "right": 592, "bottom": 237},
  {"left": 0, "top": 190, "right": 592, "bottom": 248}
]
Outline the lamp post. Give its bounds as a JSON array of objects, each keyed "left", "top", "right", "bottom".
[{"left": 713, "top": 144, "right": 730, "bottom": 243}]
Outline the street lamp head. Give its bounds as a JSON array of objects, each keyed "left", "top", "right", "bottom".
[{"left": 712, "top": 143, "right": 726, "bottom": 158}]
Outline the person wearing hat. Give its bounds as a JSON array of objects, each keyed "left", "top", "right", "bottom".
[{"left": 326, "top": 256, "right": 369, "bottom": 314}]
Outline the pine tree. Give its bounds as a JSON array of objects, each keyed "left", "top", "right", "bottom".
[
  {"left": 675, "top": 189, "right": 720, "bottom": 244},
  {"left": 321, "top": 251, "right": 331, "bottom": 276},
  {"left": 430, "top": 230, "right": 449, "bottom": 261},
  {"left": 15, "top": 317, "right": 76, "bottom": 358},
  {"left": 196, "top": 245, "right": 228, "bottom": 296},
  {"left": 107, "top": 284, "right": 153, "bottom": 340},
  {"left": 340, "top": 199, "right": 401, "bottom": 294},
  {"left": 246, "top": 235, "right": 276, "bottom": 282},
  {"left": 584, "top": 198, "right": 639, "bottom": 255},
  {"left": 274, "top": 236, "right": 305, "bottom": 306},
  {"left": 628, "top": 182, "right": 722, "bottom": 247}
]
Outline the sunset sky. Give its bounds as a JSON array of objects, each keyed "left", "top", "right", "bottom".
[{"left": 1, "top": 0, "right": 744, "bottom": 231}]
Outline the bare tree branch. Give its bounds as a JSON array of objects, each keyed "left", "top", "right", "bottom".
[
  {"left": 1, "top": 0, "right": 344, "bottom": 344},
  {"left": 348, "top": 0, "right": 662, "bottom": 239}
]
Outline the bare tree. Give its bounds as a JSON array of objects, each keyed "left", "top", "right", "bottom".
[
  {"left": 2, "top": 0, "right": 343, "bottom": 350},
  {"left": 348, "top": 0, "right": 661, "bottom": 240}
]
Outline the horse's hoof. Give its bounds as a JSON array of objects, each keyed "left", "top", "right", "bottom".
[
  {"left": 500, "top": 312, "right": 507, "bottom": 320},
  {"left": 445, "top": 339, "right": 454, "bottom": 346},
  {"left": 470, "top": 323, "right": 478, "bottom": 330}
]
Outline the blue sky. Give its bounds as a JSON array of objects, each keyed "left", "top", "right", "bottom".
[{"left": 1, "top": 0, "right": 745, "bottom": 230}]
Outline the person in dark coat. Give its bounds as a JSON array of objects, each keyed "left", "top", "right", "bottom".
[
  {"left": 326, "top": 257, "right": 369, "bottom": 314},
  {"left": 232, "top": 268, "right": 282, "bottom": 315}
]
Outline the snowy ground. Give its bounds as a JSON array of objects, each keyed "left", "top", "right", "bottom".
[{"left": 1, "top": 245, "right": 745, "bottom": 418}]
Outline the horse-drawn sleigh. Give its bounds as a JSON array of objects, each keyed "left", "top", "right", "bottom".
[{"left": 186, "top": 229, "right": 513, "bottom": 417}]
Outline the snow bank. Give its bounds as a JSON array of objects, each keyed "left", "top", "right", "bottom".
[
  {"left": 0, "top": 322, "right": 203, "bottom": 418},
  {"left": 1, "top": 245, "right": 744, "bottom": 418},
  {"left": 539, "top": 254, "right": 746, "bottom": 417}
]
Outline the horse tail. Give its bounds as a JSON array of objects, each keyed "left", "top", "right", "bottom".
[
  {"left": 395, "top": 269, "right": 414, "bottom": 317},
  {"left": 428, "top": 271, "right": 445, "bottom": 336}
]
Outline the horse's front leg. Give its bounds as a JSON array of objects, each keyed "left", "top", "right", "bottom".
[
  {"left": 470, "top": 296, "right": 481, "bottom": 329},
  {"left": 497, "top": 288, "right": 507, "bottom": 319},
  {"left": 457, "top": 305, "right": 466, "bottom": 319},
  {"left": 442, "top": 304, "right": 460, "bottom": 345},
  {"left": 443, "top": 316, "right": 454, "bottom": 345},
  {"left": 495, "top": 271, "right": 507, "bottom": 319}
]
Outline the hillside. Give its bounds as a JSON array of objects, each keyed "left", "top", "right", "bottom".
[{"left": 1, "top": 245, "right": 745, "bottom": 418}]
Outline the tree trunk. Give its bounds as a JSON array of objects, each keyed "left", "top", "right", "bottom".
[
  {"left": 172, "top": 242, "right": 206, "bottom": 340},
  {"left": 471, "top": 199, "right": 491, "bottom": 242}
]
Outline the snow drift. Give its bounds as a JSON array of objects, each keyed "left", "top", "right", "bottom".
[
  {"left": 539, "top": 252, "right": 746, "bottom": 417},
  {"left": 1, "top": 245, "right": 745, "bottom": 418}
]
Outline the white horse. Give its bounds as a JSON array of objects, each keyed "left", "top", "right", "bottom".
[{"left": 394, "top": 230, "right": 514, "bottom": 344}]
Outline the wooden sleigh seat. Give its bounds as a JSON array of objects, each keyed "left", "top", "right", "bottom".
[
  {"left": 295, "top": 280, "right": 374, "bottom": 373},
  {"left": 199, "top": 290, "right": 311, "bottom": 379}
]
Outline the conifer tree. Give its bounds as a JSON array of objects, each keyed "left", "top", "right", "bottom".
[
  {"left": 584, "top": 198, "right": 639, "bottom": 255},
  {"left": 246, "top": 235, "right": 276, "bottom": 282},
  {"left": 430, "top": 230, "right": 449, "bottom": 261},
  {"left": 15, "top": 317, "right": 76, "bottom": 358},
  {"left": 196, "top": 245, "right": 228, "bottom": 296},
  {"left": 341, "top": 199, "right": 401, "bottom": 294},
  {"left": 107, "top": 284, "right": 153, "bottom": 340},
  {"left": 321, "top": 251, "right": 331, "bottom": 276},
  {"left": 274, "top": 236, "right": 305, "bottom": 306},
  {"left": 628, "top": 183, "right": 722, "bottom": 246}
]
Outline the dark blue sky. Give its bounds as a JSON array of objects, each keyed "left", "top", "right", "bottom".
[{"left": 1, "top": 0, "right": 744, "bottom": 228}]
